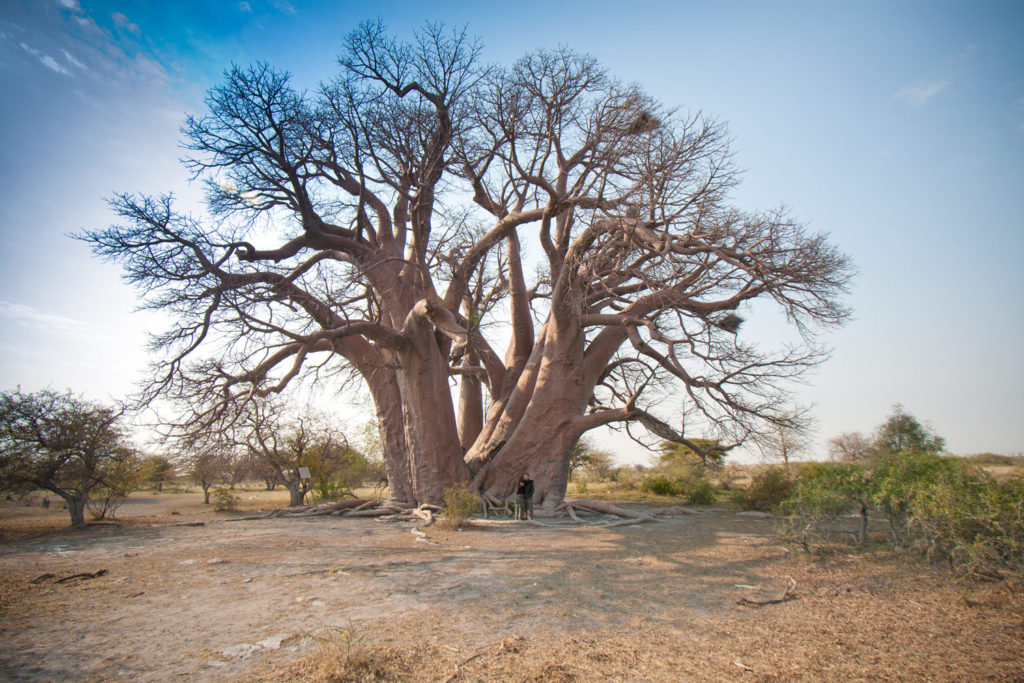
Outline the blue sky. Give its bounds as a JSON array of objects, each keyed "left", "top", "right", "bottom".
[{"left": 1, "top": 0, "right": 1021, "bottom": 462}]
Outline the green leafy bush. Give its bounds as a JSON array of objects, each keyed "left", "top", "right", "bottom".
[
  {"left": 731, "top": 466, "right": 793, "bottom": 511},
  {"left": 641, "top": 474, "right": 679, "bottom": 496},
  {"left": 682, "top": 476, "right": 718, "bottom": 505},
  {"left": 782, "top": 462, "right": 872, "bottom": 546},
  {"left": 640, "top": 465, "right": 718, "bottom": 504},
  {"left": 311, "top": 474, "right": 354, "bottom": 503},
  {"left": 782, "top": 450, "right": 1024, "bottom": 581},
  {"left": 440, "top": 482, "right": 480, "bottom": 529},
  {"left": 211, "top": 485, "right": 238, "bottom": 512}
]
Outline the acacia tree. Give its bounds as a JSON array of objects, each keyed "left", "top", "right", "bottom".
[
  {"left": 180, "top": 438, "right": 235, "bottom": 504},
  {"left": 232, "top": 398, "right": 355, "bottom": 506},
  {"left": 828, "top": 431, "right": 874, "bottom": 463},
  {"left": 84, "top": 22, "right": 852, "bottom": 509},
  {"left": 0, "top": 389, "right": 137, "bottom": 527},
  {"left": 873, "top": 404, "right": 944, "bottom": 455}
]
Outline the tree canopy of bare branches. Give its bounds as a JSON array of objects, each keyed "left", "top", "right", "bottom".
[{"left": 83, "top": 21, "right": 853, "bottom": 509}]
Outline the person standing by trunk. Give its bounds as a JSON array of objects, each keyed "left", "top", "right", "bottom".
[{"left": 515, "top": 474, "right": 535, "bottom": 520}]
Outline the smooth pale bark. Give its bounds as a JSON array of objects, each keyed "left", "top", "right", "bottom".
[
  {"left": 472, "top": 319, "right": 588, "bottom": 509},
  {"left": 363, "top": 367, "right": 415, "bottom": 506},
  {"left": 335, "top": 333, "right": 416, "bottom": 505},
  {"left": 395, "top": 315, "right": 470, "bottom": 505},
  {"left": 465, "top": 328, "right": 548, "bottom": 472},
  {"left": 457, "top": 370, "right": 483, "bottom": 453}
]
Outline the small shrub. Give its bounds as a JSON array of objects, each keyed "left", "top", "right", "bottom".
[
  {"left": 212, "top": 486, "right": 238, "bottom": 512},
  {"left": 641, "top": 474, "right": 679, "bottom": 496},
  {"left": 311, "top": 475, "right": 354, "bottom": 503},
  {"left": 670, "top": 465, "right": 718, "bottom": 505},
  {"left": 612, "top": 467, "right": 645, "bottom": 490},
  {"left": 731, "top": 466, "right": 793, "bottom": 511},
  {"left": 782, "top": 462, "right": 872, "bottom": 547},
  {"left": 682, "top": 477, "right": 718, "bottom": 505},
  {"left": 440, "top": 482, "right": 480, "bottom": 529},
  {"left": 575, "top": 480, "right": 589, "bottom": 494},
  {"left": 300, "top": 625, "right": 412, "bottom": 681}
]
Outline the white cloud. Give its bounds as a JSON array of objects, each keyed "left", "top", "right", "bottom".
[
  {"left": 19, "top": 41, "right": 71, "bottom": 75},
  {"left": 239, "top": 1, "right": 252, "bottom": 12},
  {"left": 61, "top": 48, "right": 86, "bottom": 70},
  {"left": 0, "top": 301, "right": 92, "bottom": 337},
  {"left": 894, "top": 79, "right": 950, "bottom": 106},
  {"left": 39, "top": 53, "right": 69, "bottom": 74},
  {"left": 55, "top": 0, "right": 83, "bottom": 12},
  {"left": 271, "top": 0, "right": 297, "bottom": 14},
  {"left": 111, "top": 11, "right": 141, "bottom": 37}
]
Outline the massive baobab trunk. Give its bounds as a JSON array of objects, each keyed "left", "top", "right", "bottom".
[
  {"left": 470, "top": 315, "right": 592, "bottom": 508},
  {"left": 393, "top": 313, "right": 470, "bottom": 504}
]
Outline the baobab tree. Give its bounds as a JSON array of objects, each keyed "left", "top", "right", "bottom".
[{"left": 84, "top": 22, "right": 852, "bottom": 509}]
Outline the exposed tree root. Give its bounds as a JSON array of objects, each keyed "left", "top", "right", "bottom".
[
  {"left": 227, "top": 499, "right": 444, "bottom": 526},
  {"left": 227, "top": 498, "right": 711, "bottom": 532}
]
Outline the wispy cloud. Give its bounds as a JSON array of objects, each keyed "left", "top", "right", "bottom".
[
  {"left": 271, "top": 0, "right": 297, "bottom": 14},
  {"left": 894, "top": 45, "right": 975, "bottom": 108},
  {"left": 55, "top": 0, "right": 82, "bottom": 12},
  {"left": 894, "top": 79, "right": 950, "bottom": 106},
  {"left": 239, "top": 1, "right": 252, "bottom": 12},
  {"left": 0, "top": 301, "right": 91, "bottom": 337},
  {"left": 111, "top": 11, "right": 141, "bottom": 37},
  {"left": 61, "top": 47, "right": 86, "bottom": 70},
  {"left": 19, "top": 41, "right": 70, "bottom": 75}
]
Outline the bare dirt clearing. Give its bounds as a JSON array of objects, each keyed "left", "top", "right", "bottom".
[{"left": 1, "top": 494, "right": 1022, "bottom": 681}]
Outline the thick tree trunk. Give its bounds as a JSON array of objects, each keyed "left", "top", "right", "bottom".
[
  {"left": 58, "top": 490, "right": 88, "bottom": 528},
  {"left": 473, "top": 321, "right": 587, "bottom": 509},
  {"left": 364, "top": 368, "right": 416, "bottom": 506},
  {"left": 285, "top": 478, "right": 307, "bottom": 507},
  {"left": 457, "top": 352, "right": 484, "bottom": 453},
  {"left": 465, "top": 327, "right": 548, "bottom": 471},
  {"left": 394, "top": 321, "right": 470, "bottom": 505},
  {"left": 477, "top": 410, "right": 579, "bottom": 509}
]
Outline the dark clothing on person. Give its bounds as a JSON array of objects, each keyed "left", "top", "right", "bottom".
[{"left": 515, "top": 478, "right": 535, "bottom": 520}]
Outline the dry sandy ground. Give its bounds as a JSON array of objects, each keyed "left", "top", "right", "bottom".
[{"left": 1, "top": 493, "right": 1022, "bottom": 681}]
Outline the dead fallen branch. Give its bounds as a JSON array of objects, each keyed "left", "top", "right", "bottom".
[
  {"left": 599, "top": 516, "right": 656, "bottom": 528},
  {"left": 736, "top": 578, "right": 797, "bottom": 606},
  {"left": 32, "top": 569, "right": 109, "bottom": 585},
  {"left": 562, "top": 499, "right": 651, "bottom": 519}
]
